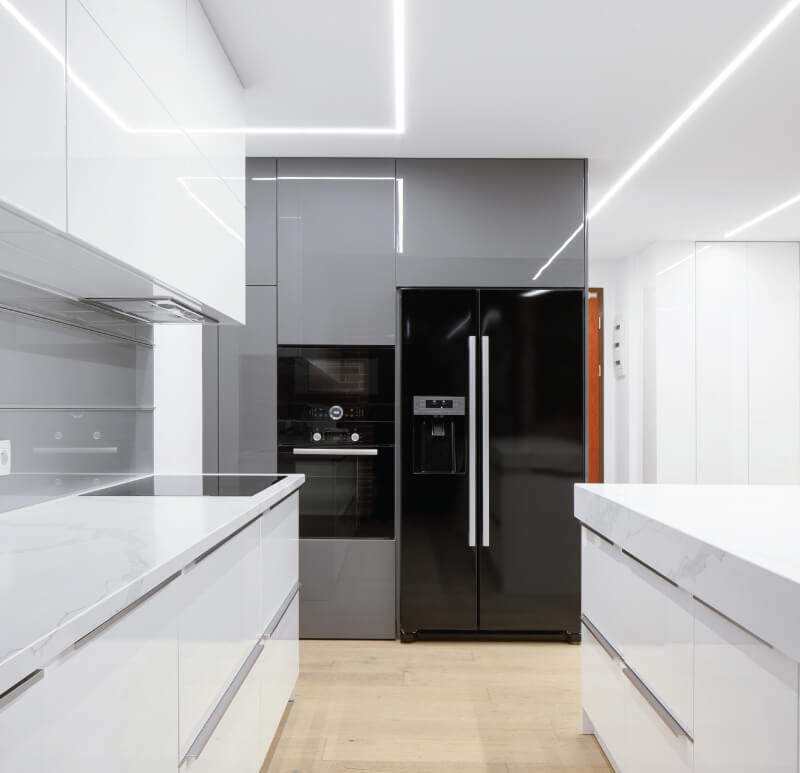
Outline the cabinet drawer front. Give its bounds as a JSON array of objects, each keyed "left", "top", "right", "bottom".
[
  {"left": 261, "top": 493, "right": 299, "bottom": 631},
  {"left": 581, "top": 528, "right": 627, "bottom": 652},
  {"left": 178, "top": 519, "right": 262, "bottom": 755},
  {"left": 624, "top": 668, "right": 693, "bottom": 773},
  {"left": 581, "top": 622, "right": 625, "bottom": 772},
  {"left": 260, "top": 594, "right": 300, "bottom": 742},
  {"left": 1, "top": 578, "right": 178, "bottom": 773},
  {"left": 582, "top": 527, "right": 693, "bottom": 733},
  {"left": 694, "top": 599, "right": 798, "bottom": 773},
  {"left": 181, "top": 643, "right": 264, "bottom": 773},
  {"left": 618, "top": 551, "right": 694, "bottom": 733}
]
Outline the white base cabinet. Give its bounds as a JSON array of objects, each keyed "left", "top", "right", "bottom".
[
  {"left": 0, "top": 495, "right": 300, "bottom": 773},
  {"left": 0, "top": 576, "right": 179, "bottom": 773},
  {"left": 694, "top": 600, "right": 798, "bottom": 773},
  {"left": 581, "top": 525, "right": 800, "bottom": 773}
]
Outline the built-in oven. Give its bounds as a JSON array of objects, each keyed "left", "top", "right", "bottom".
[{"left": 277, "top": 346, "right": 395, "bottom": 540}]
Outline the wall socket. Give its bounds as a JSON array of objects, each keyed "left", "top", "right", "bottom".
[{"left": 0, "top": 440, "right": 10, "bottom": 476}]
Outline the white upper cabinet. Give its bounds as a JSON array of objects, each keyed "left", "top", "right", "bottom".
[
  {"left": 0, "top": 0, "right": 245, "bottom": 322},
  {"left": 0, "top": 0, "right": 66, "bottom": 229},
  {"left": 65, "top": 0, "right": 245, "bottom": 322},
  {"left": 184, "top": 0, "right": 246, "bottom": 204}
]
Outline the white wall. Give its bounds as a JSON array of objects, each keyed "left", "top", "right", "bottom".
[
  {"left": 592, "top": 241, "right": 800, "bottom": 485},
  {"left": 154, "top": 325, "right": 204, "bottom": 473}
]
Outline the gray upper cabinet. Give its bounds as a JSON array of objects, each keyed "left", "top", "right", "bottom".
[
  {"left": 246, "top": 158, "right": 277, "bottom": 285},
  {"left": 277, "top": 158, "right": 396, "bottom": 345},
  {"left": 395, "top": 159, "right": 586, "bottom": 287},
  {"left": 218, "top": 286, "right": 278, "bottom": 474}
]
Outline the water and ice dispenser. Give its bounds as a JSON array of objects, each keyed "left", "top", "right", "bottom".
[{"left": 412, "top": 396, "right": 466, "bottom": 474}]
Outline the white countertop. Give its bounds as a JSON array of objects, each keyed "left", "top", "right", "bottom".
[
  {"left": 575, "top": 484, "right": 800, "bottom": 661},
  {"left": 0, "top": 473, "right": 304, "bottom": 695}
]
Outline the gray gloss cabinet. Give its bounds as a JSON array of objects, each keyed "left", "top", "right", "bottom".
[
  {"left": 218, "top": 286, "right": 277, "bottom": 474},
  {"left": 246, "top": 158, "right": 277, "bottom": 285},
  {"left": 395, "top": 159, "right": 586, "bottom": 287},
  {"left": 277, "top": 158, "right": 396, "bottom": 345},
  {"left": 300, "top": 539, "right": 396, "bottom": 639}
]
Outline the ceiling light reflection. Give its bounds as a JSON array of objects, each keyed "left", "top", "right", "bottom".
[{"left": 532, "top": 224, "right": 584, "bottom": 282}]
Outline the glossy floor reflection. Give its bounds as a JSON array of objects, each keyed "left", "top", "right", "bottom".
[{"left": 262, "top": 640, "right": 611, "bottom": 772}]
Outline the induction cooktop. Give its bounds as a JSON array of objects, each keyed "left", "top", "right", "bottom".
[{"left": 82, "top": 475, "right": 286, "bottom": 497}]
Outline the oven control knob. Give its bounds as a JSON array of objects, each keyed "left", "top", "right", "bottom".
[
  {"left": 351, "top": 432, "right": 360, "bottom": 442},
  {"left": 312, "top": 432, "right": 322, "bottom": 442},
  {"left": 329, "top": 405, "right": 344, "bottom": 421}
]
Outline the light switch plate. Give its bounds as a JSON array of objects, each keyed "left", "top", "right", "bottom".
[{"left": 0, "top": 440, "right": 10, "bottom": 475}]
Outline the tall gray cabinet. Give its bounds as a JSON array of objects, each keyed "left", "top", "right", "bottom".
[
  {"left": 395, "top": 158, "right": 586, "bottom": 287},
  {"left": 204, "top": 159, "right": 278, "bottom": 475},
  {"left": 277, "top": 158, "right": 396, "bottom": 345}
]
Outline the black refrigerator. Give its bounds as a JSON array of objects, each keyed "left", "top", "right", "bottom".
[{"left": 399, "top": 289, "right": 585, "bottom": 640}]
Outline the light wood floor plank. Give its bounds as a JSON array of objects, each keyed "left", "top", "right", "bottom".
[{"left": 262, "top": 640, "right": 611, "bottom": 773}]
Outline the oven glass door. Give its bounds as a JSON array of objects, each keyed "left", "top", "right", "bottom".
[{"left": 279, "top": 446, "right": 394, "bottom": 539}]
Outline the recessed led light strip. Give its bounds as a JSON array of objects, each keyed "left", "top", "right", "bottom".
[
  {"left": 587, "top": 0, "right": 800, "bottom": 221},
  {"left": 0, "top": 0, "right": 406, "bottom": 136},
  {"left": 724, "top": 191, "right": 800, "bottom": 238}
]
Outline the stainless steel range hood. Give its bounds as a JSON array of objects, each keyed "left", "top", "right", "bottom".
[{"left": 82, "top": 297, "right": 218, "bottom": 324}]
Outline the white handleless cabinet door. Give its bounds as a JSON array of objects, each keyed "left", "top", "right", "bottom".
[
  {"left": 178, "top": 519, "right": 261, "bottom": 759},
  {"left": 184, "top": 0, "right": 245, "bottom": 203},
  {"left": 261, "top": 494, "right": 299, "bottom": 629},
  {"left": 0, "top": 577, "right": 179, "bottom": 773},
  {"left": 694, "top": 599, "right": 798, "bottom": 772},
  {"left": 73, "top": 0, "right": 186, "bottom": 117},
  {"left": 259, "top": 594, "right": 300, "bottom": 743},
  {"left": 0, "top": 669, "right": 51, "bottom": 772},
  {"left": 66, "top": 0, "right": 245, "bottom": 322},
  {"left": 746, "top": 242, "right": 800, "bottom": 484},
  {"left": 0, "top": 0, "right": 66, "bottom": 228},
  {"left": 695, "top": 243, "right": 749, "bottom": 483}
]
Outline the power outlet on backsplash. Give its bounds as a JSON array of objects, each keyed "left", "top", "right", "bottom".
[{"left": 0, "top": 440, "right": 10, "bottom": 475}]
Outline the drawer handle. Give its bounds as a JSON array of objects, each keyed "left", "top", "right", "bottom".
[
  {"left": 182, "top": 641, "right": 265, "bottom": 763},
  {"left": 0, "top": 669, "right": 44, "bottom": 711},
  {"left": 264, "top": 581, "right": 300, "bottom": 640},
  {"left": 581, "top": 615, "right": 621, "bottom": 661},
  {"left": 622, "top": 666, "right": 693, "bottom": 742},
  {"left": 73, "top": 571, "right": 180, "bottom": 650}
]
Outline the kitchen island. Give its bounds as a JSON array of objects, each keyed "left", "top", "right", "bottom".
[
  {"left": 576, "top": 484, "right": 800, "bottom": 773},
  {"left": 0, "top": 473, "right": 303, "bottom": 772}
]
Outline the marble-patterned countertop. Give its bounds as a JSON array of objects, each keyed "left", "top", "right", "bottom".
[
  {"left": 575, "top": 484, "right": 800, "bottom": 661},
  {"left": 0, "top": 473, "right": 304, "bottom": 695}
]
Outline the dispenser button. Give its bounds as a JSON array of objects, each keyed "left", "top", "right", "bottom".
[
  {"left": 351, "top": 433, "right": 360, "bottom": 442},
  {"left": 312, "top": 432, "right": 322, "bottom": 442}
]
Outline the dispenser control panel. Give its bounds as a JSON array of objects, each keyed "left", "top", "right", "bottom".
[{"left": 413, "top": 396, "right": 465, "bottom": 415}]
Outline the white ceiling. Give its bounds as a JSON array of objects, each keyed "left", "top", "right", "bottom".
[{"left": 201, "top": 0, "right": 800, "bottom": 260}]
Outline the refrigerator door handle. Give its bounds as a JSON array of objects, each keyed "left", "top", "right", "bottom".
[
  {"left": 481, "top": 335, "right": 490, "bottom": 547},
  {"left": 468, "top": 335, "right": 477, "bottom": 547}
]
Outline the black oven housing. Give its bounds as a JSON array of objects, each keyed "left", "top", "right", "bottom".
[{"left": 278, "top": 346, "right": 395, "bottom": 540}]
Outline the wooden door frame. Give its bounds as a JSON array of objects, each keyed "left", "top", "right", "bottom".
[{"left": 588, "top": 288, "right": 604, "bottom": 482}]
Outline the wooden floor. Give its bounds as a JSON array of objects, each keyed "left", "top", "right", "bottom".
[{"left": 262, "top": 640, "right": 611, "bottom": 773}]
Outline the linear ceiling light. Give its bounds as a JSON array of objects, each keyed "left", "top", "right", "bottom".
[
  {"left": 724, "top": 191, "right": 800, "bottom": 238},
  {"left": 1, "top": 0, "right": 405, "bottom": 136},
  {"left": 587, "top": 0, "right": 800, "bottom": 221},
  {"left": 189, "top": 0, "right": 406, "bottom": 136}
]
